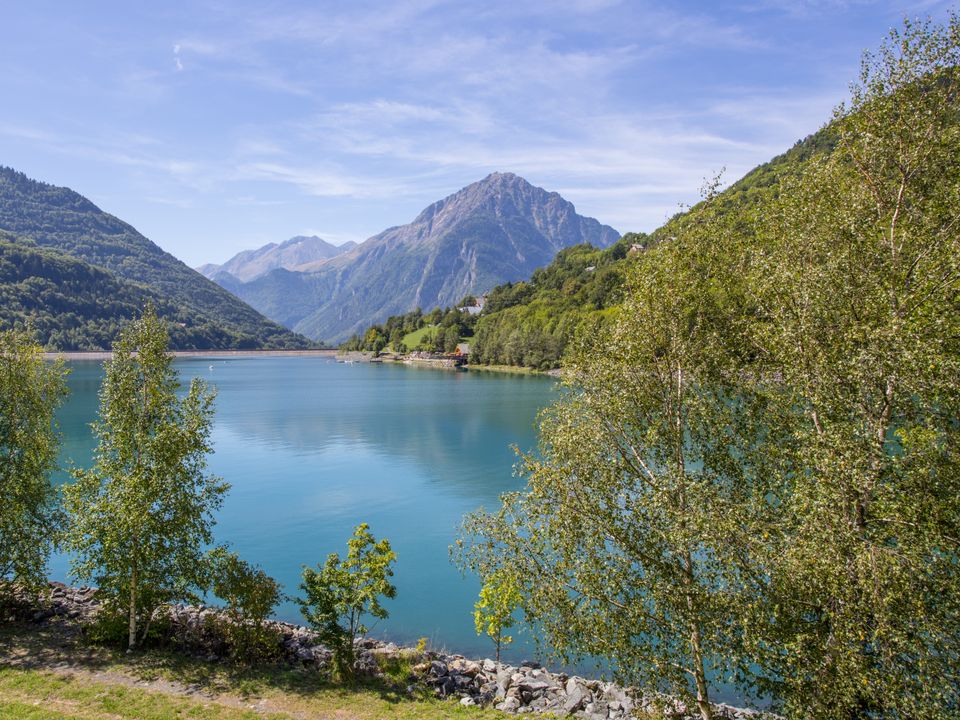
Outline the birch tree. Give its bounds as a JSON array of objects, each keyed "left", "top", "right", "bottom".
[
  {"left": 457, "top": 205, "right": 778, "bottom": 720},
  {"left": 749, "top": 15, "right": 960, "bottom": 717},
  {"left": 0, "top": 329, "right": 68, "bottom": 594},
  {"left": 64, "top": 309, "right": 227, "bottom": 650}
]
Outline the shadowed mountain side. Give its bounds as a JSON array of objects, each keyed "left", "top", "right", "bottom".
[
  {"left": 0, "top": 166, "right": 310, "bottom": 349},
  {"left": 0, "top": 235, "right": 274, "bottom": 350},
  {"left": 221, "top": 173, "right": 619, "bottom": 344}
]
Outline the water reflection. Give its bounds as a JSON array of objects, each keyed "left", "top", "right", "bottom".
[{"left": 51, "top": 357, "right": 557, "bottom": 662}]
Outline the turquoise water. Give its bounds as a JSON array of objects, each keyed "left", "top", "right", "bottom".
[{"left": 49, "top": 357, "right": 556, "bottom": 662}]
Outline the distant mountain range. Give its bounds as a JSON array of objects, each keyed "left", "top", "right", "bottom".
[
  {"left": 206, "top": 173, "right": 619, "bottom": 344},
  {"left": 197, "top": 235, "right": 357, "bottom": 282},
  {"left": 0, "top": 166, "right": 311, "bottom": 350}
]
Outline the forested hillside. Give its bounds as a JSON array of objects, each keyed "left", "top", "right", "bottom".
[
  {"left": 465, "top": 125, "right": 839, "bottom": 369},
  {"left": 0, "top": 167, "right": 311, "bottom": 350},
  {"left": 0, "top": 233, "right": 273, "bottom": 350}
]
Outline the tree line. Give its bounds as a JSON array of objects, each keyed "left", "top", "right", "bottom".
[{"left": 340, "top": 303, "right": 479, "bottom": 354}]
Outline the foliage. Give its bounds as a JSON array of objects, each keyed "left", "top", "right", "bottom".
[
  {"left": 299, "top": 524, "right": 397, "bottom": 681},
  {"left": 340, "top": 303, "right": 478, "bottom": 354},
  {"left": 472, "top": 569, "right": 522, "bottom": 662},
  {"left": 743, "top": 15, "right": 960, "bottom": 718},
  {"left": 456, "top": 202, "right": 774, "bottom": 719},
  {"left": 0, "top": 328, "right": 69, "bottom": 593},
  {"left": 465, "top": 237, "right": 634, "bottom": 369},
  {"left": 459, "top": 15, "right": 960, "bottom": 719},
  {"left": 0, "top": 234, "right": 284, "bottom": 351},
  {"left": 0, "top": 169, "right": 311, "bottom": 350},
  {"left": 63, "top": 308, "right": 229, "bottom": 650},
  {"left": 343, "top": 238, "right": 634, "bottom": 368},
  {"left": 207, "top": 548, "right": 284, "bottom": 662}
]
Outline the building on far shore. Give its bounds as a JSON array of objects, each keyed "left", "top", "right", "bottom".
[{"left": 458, "top": 295, "right": 486, "bottom": 315}]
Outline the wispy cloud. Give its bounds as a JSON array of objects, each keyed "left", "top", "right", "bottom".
[{"left": 2, "top": 0, "right": 925, "bottom": 264}]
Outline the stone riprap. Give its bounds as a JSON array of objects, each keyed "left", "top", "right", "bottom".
[{"left": 8, "top": 583, "right": 771, "bottom": 720}]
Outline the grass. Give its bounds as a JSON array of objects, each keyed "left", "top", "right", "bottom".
[
  {"left": 0, "top": 668, "right": 273, "bottom": 720},
  {"left": 0, "top": 622, "right": 503, "bottom": 720},
  {"left": 397, "top": 325, "right": 438, "bottom": 351}
]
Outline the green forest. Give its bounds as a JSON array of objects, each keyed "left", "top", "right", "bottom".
[{"left": 0, "top": 169, "right": 311, "bottom": 350}]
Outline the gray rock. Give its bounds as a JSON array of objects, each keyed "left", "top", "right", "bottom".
[
  {"left": 499, "top": 696, "right": 521, "bottom": 713},
  {"left": 562, "top": 682, "right": 589, "bottom": 713},
  {"left": 518, "top": 679, "right": 551, "bottom": 693}
]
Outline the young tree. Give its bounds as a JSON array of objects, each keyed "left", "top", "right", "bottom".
[
  {"left": 0, "top": 329, "right": 68, "bottom": 594},
  {"left": 299, "top": 523, "right": 397, "bottom": 681},
  {"left": 443, "top": 325, "right": 460, "bottom": 354},
  {"left": 473, "top": 568, "right": 521, "bottom": 663},
  {"left": 63, "top": 308, "right": 228, "bottom": 650}
]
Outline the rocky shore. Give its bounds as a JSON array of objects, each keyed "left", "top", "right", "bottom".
[{"left": 6, "top": 583, "right": 770, "bottom": 720}]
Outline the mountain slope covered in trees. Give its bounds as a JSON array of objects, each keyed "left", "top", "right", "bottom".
[
  {"left": 0, "top": 167, "right": 311, "bottom": 349},
  {"left": 466, "top": 127, "right": 840, "bottom": 368}
]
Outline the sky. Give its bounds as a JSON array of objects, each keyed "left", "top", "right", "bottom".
[{"left": 0, "top": 1, "right": 954, "bottom": 267}]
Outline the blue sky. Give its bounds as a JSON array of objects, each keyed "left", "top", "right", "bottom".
[{"left": 0, "top": 1, "right": 953, "bottom": 266}]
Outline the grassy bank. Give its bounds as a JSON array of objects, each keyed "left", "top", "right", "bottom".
[{"left": 0, "top": 622, "right": 500, "bottom": 720}]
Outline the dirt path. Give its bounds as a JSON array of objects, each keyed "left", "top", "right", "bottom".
[{"left": 0, "top": 621, "right": 321, "bottom": 718}]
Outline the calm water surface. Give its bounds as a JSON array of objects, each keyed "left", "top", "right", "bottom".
[{"left": 50, "top": 357, "right": 556, "bottom": 662}]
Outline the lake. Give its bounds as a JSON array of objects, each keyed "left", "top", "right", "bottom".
[{"left": 49, "top": 356, "right": 557, "bottom": 662}]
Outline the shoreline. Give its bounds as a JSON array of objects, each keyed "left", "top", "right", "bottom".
[
  {"left": 43, "top": 349, "right": 339, "bottom": 360},
  {"left": 43, "top": 349, "right": 562, "bottom": 378},
  {"left": 8, "top": 583, "right": 769, "bottom": 720},
  {"left": 337, "top": 350, "right": 561, "bottom": 377}
]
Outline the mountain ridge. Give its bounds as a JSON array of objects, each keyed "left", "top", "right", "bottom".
[
  {"left": 198, "top": 235, "right": 357, "bottom": 282},
  {"left": 213, "top": 172, "right": 619, "bottom": 344}
]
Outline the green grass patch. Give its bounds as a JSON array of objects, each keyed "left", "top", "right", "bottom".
[
  {"left": 397, "top": 325, "right": 438, "bottom": 351},
  {"left": 0, "top": 624, "right": 502, "bottom": 720}
]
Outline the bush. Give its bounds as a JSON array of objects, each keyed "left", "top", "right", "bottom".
[{"left": 208, "top": 548, "right": 283, "bottom": 662}]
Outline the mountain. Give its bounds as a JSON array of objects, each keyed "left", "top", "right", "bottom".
[
  {"left": 0, "top": 167, "right": 311, "bottom": 350},
  {"left": 217, "top": 173, "right": 619, "bottom": 344},
  {"left": 198, "top": 235, "right": 357, "bottom": 282},
  {"left": 462, "top": 128, "right": 840, "bottom": 369}
]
